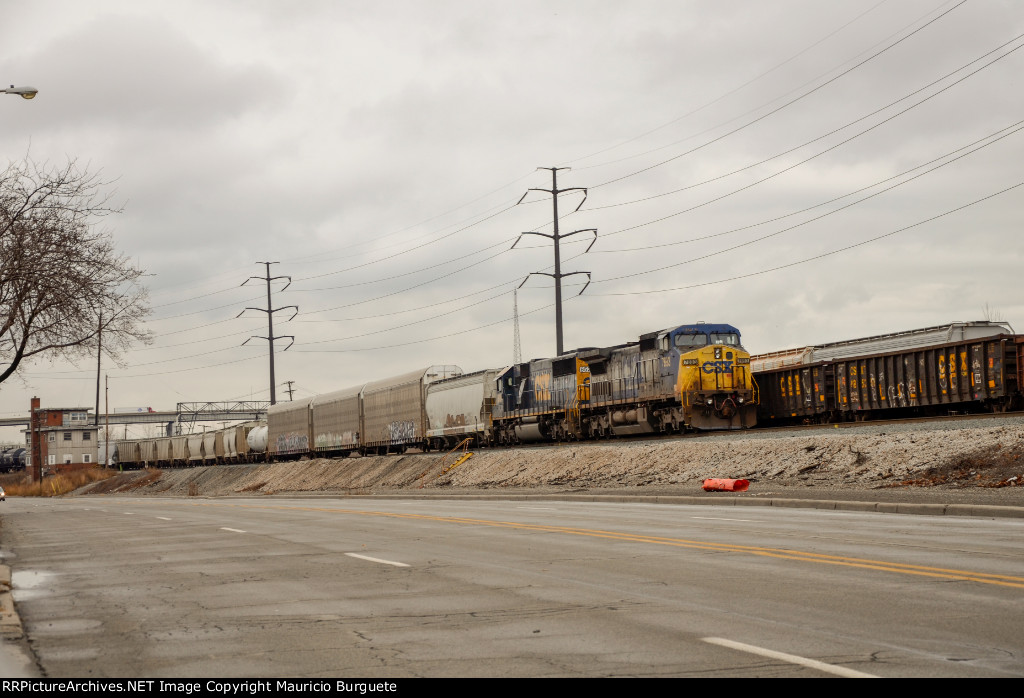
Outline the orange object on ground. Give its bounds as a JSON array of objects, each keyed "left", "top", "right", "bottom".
[{"left": 702, "top": 478, "right": 750, "bottom": 492}]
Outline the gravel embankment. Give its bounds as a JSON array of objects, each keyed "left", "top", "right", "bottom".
[{"left": 80, "top": 415, "right": 1024, "bottom": 508}]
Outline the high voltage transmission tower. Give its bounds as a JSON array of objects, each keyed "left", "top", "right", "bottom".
[
  {"left": 512, "top": 288, "right": 522, "bottom": 365},
  {"left": 237, "top": 262, "right": 297, "bottom": 405},
  {"left": 513, "top": 167, "right": 596, "bottom": 356}
]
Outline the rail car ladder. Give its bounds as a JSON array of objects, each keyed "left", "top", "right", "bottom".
[{"left": 419, "top": 438, "right": 474, "bottom": 488}]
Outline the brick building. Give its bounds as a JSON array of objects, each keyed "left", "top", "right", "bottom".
[{"left": 24, "top": 399, "right": 100, "bottom": 470}]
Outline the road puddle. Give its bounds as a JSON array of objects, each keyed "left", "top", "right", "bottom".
[{"left": 11, "top": 569, "right": 57, "bottom": 601}]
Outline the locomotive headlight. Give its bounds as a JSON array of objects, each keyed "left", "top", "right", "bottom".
[
  {"left": 706, "top": 398, "right": 713, "bottom": 405},
  {"left": 737, "top": 397, "right": 744, "bottom": 404}
]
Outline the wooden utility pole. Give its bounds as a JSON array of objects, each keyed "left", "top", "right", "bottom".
[
  {"left": 94, "top": 313, "right": 102, "bottom": 428},
  {"left": 29, "top": 396, "right": 42, "bottom": 483},
  {"left": 105, "top": 375, "right": 110, "bottom": 466}
]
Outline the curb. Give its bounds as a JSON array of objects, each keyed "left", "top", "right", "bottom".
[
  {"left": 305, "top": 492, "right": 1024, "bottom": 518},
  {"left": 0, "top": 563, "right": 39, "bottom": 678},
  {"left": 0, "top": 565, "right": 23, "bottom": 640}
]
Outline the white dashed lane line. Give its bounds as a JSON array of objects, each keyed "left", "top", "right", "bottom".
[
  {"left": 156, "top": 517, "right": 172, "bottom": 521},
  {"left": 702, "top": 637, "right": 878, "bottom": 678},
  {"left": 345, "top": 553, "right": 410, "bottom": 568},
  {"left": 220, "top": 527, "right": 247, "bottom": 533},
  {"left": 691, "top": 516, "right": 753, "bottom": 522}
]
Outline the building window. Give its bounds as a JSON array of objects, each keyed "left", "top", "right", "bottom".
[
  {"left": 47, "top": 455, "right": 56, "bottom": 466},
  {"left": 47, "top": 433, "right": 55, "bottom": 442},
  {"left": 63, "top": 432, "right": 72, "bottom": 441},
  {"left": 63, "top": 454, "right": 72, "bottom": 464},
  {"left": 83, "top": 431, "right": 92, "bottom": 441},
  {"left": 83, "top": 454, "right": 92, "bottom": 463}
]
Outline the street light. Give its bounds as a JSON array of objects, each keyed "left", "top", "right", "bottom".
[{"left": 3, "top": 85, "right": 38, "bottom": 99}]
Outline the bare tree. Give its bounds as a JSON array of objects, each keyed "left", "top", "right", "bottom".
[
  {"left": 0, "top": 157, "right": 150, "bottom": 385},
  {"left": 981, "top": 302, "right": 1005, "bottom": 323}
]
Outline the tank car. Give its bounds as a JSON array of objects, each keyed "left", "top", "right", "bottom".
[
  {"left": 0, "top": 447, "right": 24, "bottom": 473},
  {"left": 246, "top": 424, "right": 268, "bottom": 456}
]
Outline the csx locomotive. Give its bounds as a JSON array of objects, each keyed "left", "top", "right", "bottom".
[{"left": 492, "top": 322, "right": 758, "bottom": 445}]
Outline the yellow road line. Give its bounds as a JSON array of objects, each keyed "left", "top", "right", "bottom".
[{"left": 173, "top": 500, "right": 1024, "bottom": 589}]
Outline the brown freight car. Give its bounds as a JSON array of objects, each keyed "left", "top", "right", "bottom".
[{"left": 753, "top": 322, "right": 1022, "bottom": 423}]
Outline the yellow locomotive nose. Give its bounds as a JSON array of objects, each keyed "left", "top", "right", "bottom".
[{"left": 677, "top": 344, "right": 757, "bottom": 430}]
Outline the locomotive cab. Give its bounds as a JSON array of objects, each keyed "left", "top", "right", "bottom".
[{"left": 672, "top": 323, "right": 758, "bottom": 429}]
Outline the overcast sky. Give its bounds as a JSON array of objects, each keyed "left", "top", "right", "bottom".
[{"left": 2, "top": 0, "right": 1021, "bottom": 440}]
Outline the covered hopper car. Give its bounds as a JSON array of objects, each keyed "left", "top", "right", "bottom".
[{"left": 113, "top": 422, "right": 263, "bottom": 468}]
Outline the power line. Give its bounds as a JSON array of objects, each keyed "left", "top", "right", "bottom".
[
  {"left": 587, "top": 37, "right": 1024, "bottom": 248},
  {"left": 587, "top": 181, "right": 1024, "bottom": 297},
  {"left": 587, "top": 0, "right": 968, "bottom": 190},
  {"left": 592, "top": 118, "right": 1024, "bottom": 255},
  {"left": 562, "top": 0, "right": 895, "bottom": 167},
  {"left": 585, "top": 29, "right": 1024, "bottom": 214},
  {"left": 591, "top": 121, "right": 1024, "bottom": 285}
]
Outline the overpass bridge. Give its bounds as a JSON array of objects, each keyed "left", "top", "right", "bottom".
[{"left": 0, "top": 401, "right": 270, "bottom": 435}]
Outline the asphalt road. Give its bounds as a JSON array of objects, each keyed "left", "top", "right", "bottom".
[{"left": 1, "top": 495, "right": 1023, "bottom": 677}]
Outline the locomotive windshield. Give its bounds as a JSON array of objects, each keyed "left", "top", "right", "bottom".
[
  {"left": 673, "top": 330, "right": 739, "bottom": 348},
  {"left": 674, "top": 334, "right": 707, "bottom": 349}
]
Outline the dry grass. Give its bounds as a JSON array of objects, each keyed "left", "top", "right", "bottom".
[
  {"left": 4, "top": 468, "right": 120, "bottom": 497},
  {"left": 118, "top": 469, "right": 164, "bottom": 491}
]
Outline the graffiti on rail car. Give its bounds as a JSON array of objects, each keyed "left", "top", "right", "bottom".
[
  {"left": 386, "top": 420, "right": 415, "bottom": 445},
  {"left": 314, "top": 431, "right": 358, "bottom": 449},
  {"left": 276, "top": 432, "right": 309, "bottom": 454}
]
